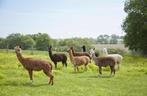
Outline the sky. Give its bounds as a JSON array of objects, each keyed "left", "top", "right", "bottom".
[{"left": 0, "top": 0, "right": 126, "bottom": 39}]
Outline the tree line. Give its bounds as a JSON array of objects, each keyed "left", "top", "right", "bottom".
[
  {"left": 0, "top": 33, "right": 123, "bottom": 51},
  {"left": 96, "top": 34, "right": 123, "bottom": 44}
]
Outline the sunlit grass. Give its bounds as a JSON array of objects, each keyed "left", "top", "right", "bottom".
[{"left": 0, "top": 49, "right": 147, "bottom": 96}]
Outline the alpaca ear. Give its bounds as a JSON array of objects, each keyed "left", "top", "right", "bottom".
[
  {"left": 14, "top": 46, "right": 19, "bottom": 49},
  {"left": 14, "top": 46, "right": 17, "bottom": 50}
]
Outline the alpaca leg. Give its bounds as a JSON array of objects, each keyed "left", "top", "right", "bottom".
[
  {"left": 84, "top": 65, "right": 87, "bottom": 71},
  {"left": 110, "top": 66, "right": 115, "bottom": 76},
  {"left": 54, "top": 62, "right": 57, "bottom": 69},
  {"left": 28, "top": 70, "right": 33, "bottom": 82},
  {"left": 77, "top": 66, "right": 79, "bottom": 72},
  {"left": 62, "top": 61, "right": 64, "bottom": 67},
  {"left": 43, "top": 70, "right": 54, "bottom": 85},
  {"left": 48, "top": 73, "right": 54, "bottom": 85},
  {"left": 117, "top": 62, "right": 120, "bottom": 70},
  {"left": 65, "top": 62, "right": 67, "bottom": 67},
  {"left": 74, "top": 65, "right": 76, "bottom": 72},
  {"left": 99, "top": 66, "right": 102, "bottom": 76},
  {"left": 113, "top": 66, "right": 115, "bottom": 75}
]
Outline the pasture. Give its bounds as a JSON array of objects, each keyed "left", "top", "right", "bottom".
[{"left": 0, "top": 49, "right": 147, "bottom": 96}]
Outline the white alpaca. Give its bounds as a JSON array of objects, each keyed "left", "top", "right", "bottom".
[{"left": 102, "top": 48, "right": 123, "bottom": 70}]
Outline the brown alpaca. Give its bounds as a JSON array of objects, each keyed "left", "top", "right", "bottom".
[
  {"left": 70, "top": 47, "right": 91, "bottom": 60},
  {"left": 92, "top": 53, "right": 116, "bottom": 76},
  {"left": 15, "top": 46, "right": 54, "bottom": 85},
  {"left": 67, "top": 48, "right": 90, "bottom": 72}
]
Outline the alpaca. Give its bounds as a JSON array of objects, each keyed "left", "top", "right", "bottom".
[
  {"left": 82, "top": 45, "right": 86, "bottom": 52},
  {"left": 67, "top": 48, "right": 90, "bottom": 72},
  {"left": 48, "top": 45, "right": 67, "bottom": 69},
  {"left": 70, "top": 47, "right": 91, "bottom": 60},
  {"left": 15, "top": 46, "right": 54, "bottom": 85},
  {"left": 91, "top": 53, "right": 116, "bottom": 76},
  {"left": 103, "top": 48, "right": 123, "bottom": 70}
]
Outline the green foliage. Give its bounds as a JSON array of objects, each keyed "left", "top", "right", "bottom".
[
  {"left": 122, "top": 0, "right": 147, "bottom": 55},
  {"left": 96, "top": 34, "right": 123, "bottom": 44},
  {"left": 0, "top": 33, "right": 95, "bottom": 51},
  {"left": 6, "top": 33, "right": 35, "bottom": 50},
  {"left": 6, "top": 33, "right": 22, "bottom": 49},
  {"left": 21, "top": 35, "right": 35, "bottom": 50},
  {"left": 32, "top": 33, "right": 52, "bottom": 50},
  {"left": 56, "top": 37, "right": 95, "bottom": 52},
  {"left": 0, "top": 38, "right": 7, "bottom": 49},
  {"left": 97, "top": 35, "right": 109, "bottom": 44}
]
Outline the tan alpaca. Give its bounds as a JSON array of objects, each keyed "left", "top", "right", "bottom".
[
  {"left": 70, "top": 47, "right": 91, "bottom": 60},
  {"left": 67, "top": 48, "right": 90, "bottom": 72},
  {"left": 15, "top": 46, "right": 54, "bottom": 85}
]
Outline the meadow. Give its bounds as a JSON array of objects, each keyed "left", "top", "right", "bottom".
[{"left": 0, "top": 49, "right": 147, "bottom": 96}]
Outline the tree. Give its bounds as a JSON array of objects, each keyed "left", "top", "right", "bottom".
[
  {"left": 96, "top": 35, "right": 109, "bottom": 44},
  {"left": 0, "top": 38, "right": 7, "bottom": 49},
  {"left": 33, "top": 33, "right": 52, "bottom": 50},
  {"left": 6, "top": 33, "right": 22, "bottom": 49},
  {"left": 57, "top": 38, "right": 94, "bottom": 51},
  {"left": 110, "top": 34, "right": 118, "bottom": 44},
  {"left": 6, "top": 33, "right": 35, "bottom": 49},
  {"left": 21, "top": 35, "right": 35, "bottom": 49},
  {"left": 122, "top": 0, "right": 147, "bottom": 55}
]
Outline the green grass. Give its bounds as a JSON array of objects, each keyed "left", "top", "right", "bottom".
[{"left": 0, "top": 49, "right": 147, "bottom": 96}]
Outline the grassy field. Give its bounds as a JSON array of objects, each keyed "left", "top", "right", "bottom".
[{"left": 0, "top": 49, "right": 147, "bottom": 96}]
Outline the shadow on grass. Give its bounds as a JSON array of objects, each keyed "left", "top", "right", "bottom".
[
  {"left": 0, "top": 82, "right": 50, "bottom": 87},
  {"left": 70, "top": 71, "right": 87, "bottom": 74},
  {"left": 78, "top": 75, "right": 113, "bottom": 78}
]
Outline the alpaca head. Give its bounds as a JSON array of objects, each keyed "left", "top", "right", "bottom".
[
  {"left": 48, "top": 45, "right": 52, "bottom": 51},
  {"left": 70, "top": 47, "right": 73, "bottom": 50},
  {"left": 67, "top": 48, "right": 73, "bottom": 55},
  {"left": 89, "top": 48, "right": 95, "bottom": 57},
  {"left": 67, "top": 48, "right": 70, "bottom": 53},
  {"left": 91, "top": 52, "right": 96, "bottom": 59},
  {"left": 103, "top": 48, "right": 108, "bottom": 55},
  {"left": 15, "top": 46, "right": 22, "bottom": 54}
]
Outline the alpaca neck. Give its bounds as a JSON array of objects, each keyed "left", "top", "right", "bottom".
[
  {"left": 16, "top": 53, "right": 25, "bottom": 64},
  {"left": 48, "top": 49, "right": 53, "bottom": 60},
  {"left": 82, "top": 46, "right": 86, "bottom": 52},
  {"left": 92, "top": 54, "right": 98, "bottom": 64},
  {"left": 71, "top": 48, "right": 75, "bottom": 54},
  {"left": 69, "top": 50, "right": 74, "bottom": 62},
  {"left": 103, "top": 48, "right": 108, "bottom": 55}
]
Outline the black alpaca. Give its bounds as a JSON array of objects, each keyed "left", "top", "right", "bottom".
[
  {"left": 48, "top": 45, "right": 67, "bottom": 69},
  {"left": 82, "top": 45, "right": 86, "bottom": 52}
]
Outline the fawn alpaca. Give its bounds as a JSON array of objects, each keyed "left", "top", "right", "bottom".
[
  {"left": 15, "top": 46, "right": 54, "bottom": 85},
  {"left": 48, "top": 45, "right": 67, "bottom": 69},
  {"left": 67, "top": 48, "right": 90, "bottom": 72}
]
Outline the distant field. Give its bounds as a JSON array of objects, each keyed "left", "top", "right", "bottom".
[
  {"left": 94, "top": 44, "right": 128, "bottom": 51},
  {"left": 0, "top": 49, "right": 147, "bottom": 96}
]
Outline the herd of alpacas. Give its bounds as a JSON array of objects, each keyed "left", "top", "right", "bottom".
[{"left": 15, "top": 45, "right": 123, "bottom": 85}]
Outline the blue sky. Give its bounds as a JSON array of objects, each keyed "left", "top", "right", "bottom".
[{"left": 0, "top": 0, "right": 126, "bottom": 39}]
